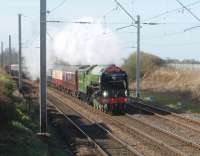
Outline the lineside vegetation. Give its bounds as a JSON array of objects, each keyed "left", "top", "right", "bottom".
[
  {"left": 0, "top": 68, "right": 67, "bottom": 156},
  {"left": 122, "top": 52, "right": 200, "bottom": 112},
  {"left": 122, "top": 52, "right": 165, "bottom": 80}
]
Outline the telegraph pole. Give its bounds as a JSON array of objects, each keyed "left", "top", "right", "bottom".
[
  {"left": 40, "top": 0, "right": 47, "bottom": 134},
  {"left": 1, "top": 42, "right": 3, "bottom": 67},
  {"left": 18, "top": 14, "right": 22, "bottom": 90},
  {"left": 9, "top": 35, "right": 12, "bottom": 69},
  {"left": 114, "top": 0, "right": 141, "bottom": 98},
  {"left": 136, "top": 15, "right": 141, "bottom": 97}
]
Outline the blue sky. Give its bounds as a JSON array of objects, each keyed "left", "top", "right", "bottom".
[{"left": 0, "top": 0, "right": 200, "bottom": 60}]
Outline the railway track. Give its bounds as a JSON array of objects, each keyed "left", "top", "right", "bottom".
[
  {"left": 48, "top": 101, "right": 106, "bottom": 156},
  {"left": 48, "top": 93, "right": 141, "bottom": 156},
  {"left": 48, "top": 88, "right": 189, "bottom": 156},
  {"left": 119, "top": 114, "right": 200, "bottom": 155},
  {"left": 16, "top": 79, "right": 200, "bottom": 156},
  {"left": 47, "top": 104, "right": 99, "bottom": 156},
  {"left": 128, "top": 99, "right": 200, "bottom": 133},
  {"left": 125, "top": 99, "right": 200, "bottom": 155},
  {"left": 126, "top": 109, "right": 200, "bottom": 147}
]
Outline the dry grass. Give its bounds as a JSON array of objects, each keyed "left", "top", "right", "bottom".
[{"left": 131, "top": 67, "right": 200, "bottom": 101}]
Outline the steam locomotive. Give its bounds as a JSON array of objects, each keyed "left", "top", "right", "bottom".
[{"left": 48, "top": 64, "right": 129, "bottom": 114}]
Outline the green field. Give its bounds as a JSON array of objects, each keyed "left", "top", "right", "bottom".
[{"left": 139, "top": 91, "right": 200, "bottom": 113}]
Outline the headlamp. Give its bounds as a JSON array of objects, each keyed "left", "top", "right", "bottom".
[{"left": 103, "top": 91, "right": 108, "bottom": 97}]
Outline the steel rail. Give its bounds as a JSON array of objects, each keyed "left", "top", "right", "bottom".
[
  {"left": 125, "top": 114, "right": 200, "bottom": 151},
  {"left": 47, "top": 100, "right": 110, "bottom": 156},
  {"left": 47, "top": 96, "right": 143, "bottom": 156},
  {"left": 129, "top": 98, "right": 200, "bottom": 133},
  {"left": 49, "top": 89, "right": 186, "bottom": 156}
]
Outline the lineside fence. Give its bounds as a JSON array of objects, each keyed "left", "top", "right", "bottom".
[{"left": 166, "top": 63, "right": 200, "bottom": 71}]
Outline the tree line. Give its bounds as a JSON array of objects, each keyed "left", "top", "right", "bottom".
[{"left": 165, "top": 58, "right": 200, "bottom": 64}]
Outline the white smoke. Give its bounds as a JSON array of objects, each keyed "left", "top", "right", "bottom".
[
  {"left": 23, "top": 17, "right": 123, "bottom": 79},
  {"left": 53, "top": 17, "right": 123, "bottom": 65},
  {"left": 23, "top": 40, "right": 40, "bottom": 80},
  {"left": 23, "top": 48, "right": 39, "bottom": 80}
]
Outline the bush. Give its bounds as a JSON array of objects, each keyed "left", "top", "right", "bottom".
[
  {"left": 0, "top": 72, "right": 15, "bottom": 126},
  {"left": 0, "top": 94, "right": 16, "bottom": 126},
  {"left": 0, "top": 75, "right": 14, "bottom": 97},
  {"left": 122, "top": 52, "right": 165, "bottom": 80}
]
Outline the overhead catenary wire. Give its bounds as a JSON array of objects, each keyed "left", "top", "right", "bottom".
[
  {"left": 47, "top": 0, "right": 68, "bottom": 14},
  {"left": 103, "top": 5, "right": 119, "bottom": 18},
  {"left": 144, "top": 0, "right": 200, "bottom": 21},
  {"left": 184, "top": 25, "right": 200, "bottom": 31},
  {"left": 174, "top": 0, "right": 200, "bottom": 32},
  {"left": 175, "top": 0, "right": 200, "bottom": 22},
  {"left": 116, "top": 24, "right": 137, "bottom": 30},
  {"left": 44, "top": 18, "right": 200, "bottom": 26},
  {"left": 114, "top": 0, "right": 137, "bottom": 22},
  {"left": 121, "top": 26, "right": 198, "bottom": 47},
  {"left": 46, "top": 19, "right": 135, "bottom": 25},
  {"left": 21, "top": 0, "right": 67, "bottom": 49},
  {"left": 141, "top": 30, "right": 187, "bottom": 41},
  {"left": 21, "top": 0, "right": 200, "bottom": 52},
  {"left": 143, "top": 41, "right": 200, "bottom": 47}
]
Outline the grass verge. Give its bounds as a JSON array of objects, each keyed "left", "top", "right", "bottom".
[
  {"left": 139, "top": 91, "right": 200, "bottom": 113},
  {"left": 0, "top": 68, "right": 69, "bottom": 156}
]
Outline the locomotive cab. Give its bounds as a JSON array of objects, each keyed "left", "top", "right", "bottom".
[{"left": 98, "top": 65, "right": 129, "bottom": 114}]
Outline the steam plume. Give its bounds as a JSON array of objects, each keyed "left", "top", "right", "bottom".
[{"left": 23, "top": 17, "right": 123, "bottom": 79}]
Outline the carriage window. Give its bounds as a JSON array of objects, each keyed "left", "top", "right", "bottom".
[{"left": 66, "top": 73, "right": 72, "bottom": 80}]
